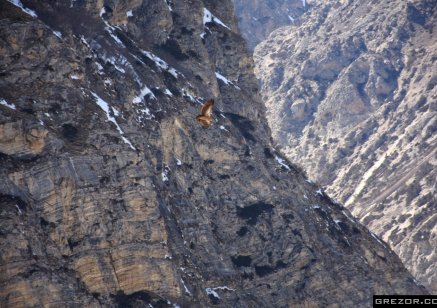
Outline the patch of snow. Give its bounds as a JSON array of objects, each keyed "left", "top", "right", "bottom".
[
  {"left": 0, "top": 99, "right": 16, "bottom": 110},
  {"left": 274, "top": 154, "right": 291, "bottom": 171},
  {"left": 104, "top": 26, "right": 125, "bottom": 47},
  {"left": 126, "top": 10, "right": 133, "bottom": 17},
  {"left": 80, "top": 36, "right": 90, "bottom": 48},
  {"left": 203, "top": 8, "right": 231, "bottom": 30},
  {"left": 176, "top": 159, "right": 182, "bottom": 166},
  {"left": 133, "top": 85, "right": 156, "bottom": 104},
  {"left": 161, "top": 170, "right": 169, "bottom": 182},
  {"left": 15, "top": 204, "right": 22, "bottom": 215},
  {"left": 95, "top": 62, "right": 104, "bottom": 75},
  {"left": 141, "top": 50, "right": 179, "bottom": 78},
  {"left": 44, "top": 112, "right": 51, "bottom": 117},
  {"left": 99, "top": 7, "right": 125, "bottom": 48},
  {"left": 165, "top": 254, "right": 172, "bottom": 259},
  {"left": 70, "top": 74, "right": 80, "bottom": 80},
  {"left": 342, "top": 210, "right": 356, "bottom": 223},
  {"left": 205, "top": 288, "right": 220, "bottom": 300},
  {"left": 111, "top": 106, "right": 120, "bottom": 117},
  {"left": 7, "top": 0, "right": 37, "bottom": 17},
  {"left": 219, "top": 125, "right": 229, "bottom": 132},
  {"left": 306, "top": 179, "right": 313, "bottom": 184},
  {"left": 203, "top": 8, "right": 213, "bottom": 24},
  {"left": 104, "top": 78, "right": 112, "bottom": 86},
  {"left": 303, "top": 194, "right": 308, "bottom": 199},
  {"left": 163, "top": 88, "right": 173, "bottom": 96},
  {"left": 181, "top": 88, "right": 198, "bottom": 102},
  {"left": 288, "top": 15, "right": 294, "bottom": 22},
  {"left": 215, "top": 72, "right": 240, "bottom": 89},
  {"left": 215, "top": 72, "right": 230, "bottom": 85},
  {"left": 213, "top": 286, "right": 235, "bottom": 292},
  {"left": 200, "top": 32, "right": 206, "bottom": 39},
  {"left": 181, "top": 279, "right": 192, "bottom": 296},
  {"left": 53, "top": 31, "right": 62, "bottom": 39},
  {"left": 90, "top": 91, "right": 136, "bottom": 150},
  {"left": 164, "top": 0, "right": 173, "bottom": 11},
  {"left": 273, "top": 186, "right": 277, "bottom": 190},
  {"left": 370, "top": 231, "right": 386, "bottom": 247},
  {"left": 101, "top": 55, "right": 126, "bottom": 73},
  {"left": 302, "top": 0, "right": 306, "bottom": 8},
  {"left": 315, "top": 188, "right": 324, "bottom": 196}
]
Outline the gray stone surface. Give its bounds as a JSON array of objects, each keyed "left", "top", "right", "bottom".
[{"left": 232, "top": 0, "right": 311, "bottom": 52}]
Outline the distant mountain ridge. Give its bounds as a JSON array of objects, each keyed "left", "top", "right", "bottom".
[{"left": 254, "top": 0, "right": 437, "bottom": 292}]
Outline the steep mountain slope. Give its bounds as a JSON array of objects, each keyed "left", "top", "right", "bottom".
[
  {"left": 0, "top": 0, "right": 427, "bottom": 306},
  {"left": 232, "top": 0, "right": 310, "bottom": 52},
  {"left": 254, "top": 0, "right": 437, "bottom": 292}
]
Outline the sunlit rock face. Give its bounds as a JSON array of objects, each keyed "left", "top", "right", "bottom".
[
  {"left": 254, "top": 0, "right": 437, "bottom": 292},
  {"left": 232, "top": 0, "right": 312, "bottom": 52},
  {"left": 0, "top": 0, "right": 428, "bottom": 306}
]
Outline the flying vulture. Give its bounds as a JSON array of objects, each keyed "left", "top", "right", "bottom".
[{"left": 196, "top": 99, "right": 214, "bottom": 128}]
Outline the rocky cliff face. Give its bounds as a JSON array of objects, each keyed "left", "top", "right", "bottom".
[
  {"left": 0, "top": 0, "right": 428, "bottom": 307},
  {"left": 254, "top": 0, "right": 437, "bottom": 293},
  {"left": 232, "top": 0, "right": 311, "bottom": 52}
]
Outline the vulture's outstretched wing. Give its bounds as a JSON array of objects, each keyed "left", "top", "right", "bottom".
[
  {"left": 200, "top": 99, "right": 214, "bottom": 117},
  {"left": 196, "top": 99, "right": 214, "bottom": 128}
]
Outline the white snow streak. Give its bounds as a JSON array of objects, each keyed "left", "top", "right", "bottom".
[
  {"left": 99, "top": 6, "right": 125, "bottom": 47},
  {"left": 215, "top": 72, "right": 240, "bottom": 89},
  {"left": 203, "top": 8, "right": 231, "bottom": 30},
  {"left": 141, "top": 50, "right": 179, "bottom": 78},
  {"left": 164, "top": 0, "right": 172, "bottom": 11},
  {"left": 7, "top": 0, "right": 37, "bottom": 17},
  {"left": 274, "top": 154, "right": 291, "bottom": 171},
  {"left": 0, "top": 99, "right": 16, "bottom": 110},
  {"left": 133, "top": 85, "right": 156, "bottom": 104},
  {"left": 90, "top": 92, "right": 135, "bottom": 150},
  {"left": 52, "top": 31, "right": 62, "bottom": 39},
  {"left": 163, "top": 88, "right": 173, "bottom": 96},
  {"left": 205, "top": 286, "right": 235, "bottom": 300},
  {"left": 206, "top": 288, "right": 220, "bottom": 300},
  {"left": 181, "top": 279, "right": 192, "bottom": 296},
  {"left": 126, "top": 10, "right": 133, "bottom": 17},
  {"left": 161, "top": 170, "right": 169, "bottom": 182}
]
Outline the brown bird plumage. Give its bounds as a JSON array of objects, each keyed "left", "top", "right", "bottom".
[{"left": 196, "top": 99, "right": 214, "bottom": 128}]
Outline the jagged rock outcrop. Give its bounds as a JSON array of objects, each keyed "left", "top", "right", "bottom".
[
  {"left": 232, "top": 0, "right": 310, "bottom": 52},
  {"left": 254, "top": 0, "right": 437, "bottom": 292},
  {"left": 0, "top": 0, "right": 428, "bottom": 307}
]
